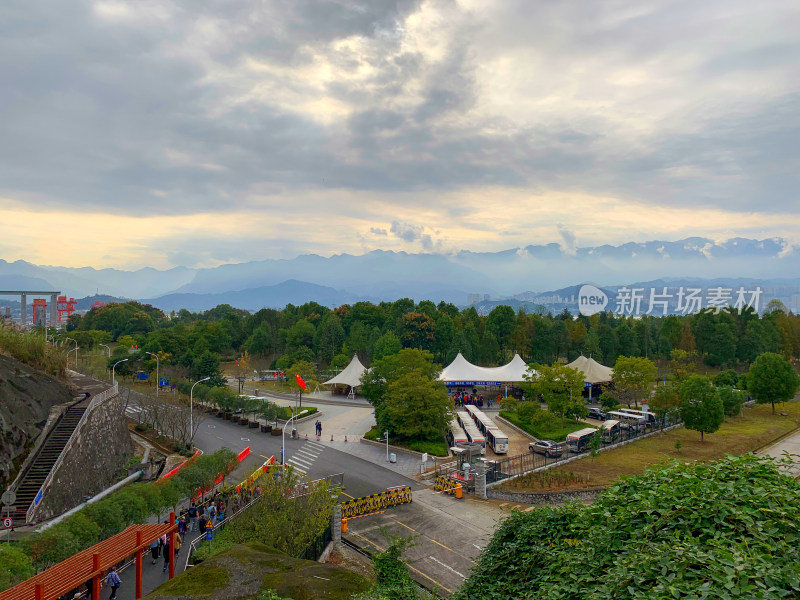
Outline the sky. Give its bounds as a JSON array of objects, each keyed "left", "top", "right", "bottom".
[{"left": 1, "top": 0, "right": 799, "bottom": 270}]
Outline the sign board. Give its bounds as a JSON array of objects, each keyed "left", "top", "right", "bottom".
[
  {"left": 3, "top": 518, "right": 12, "bottom": 529},
  {"left": 1, "top": 490, "right": 15, "bottom": 506},
  {"left": 585, "top": 382, "right": 593, "bottom": 388},
  {"left": 205, "top": 522, "right": 213, "bottom": 541},
  {"left": 34, "top": 489, "right": 43, "bottom": 506},
  {"left": 421, "top": 453, "right": 428, "bottom": 463}
]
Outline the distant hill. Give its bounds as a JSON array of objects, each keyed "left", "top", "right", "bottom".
[
  {"left": 143, "top": 279, "right": 376, "bottom": 312},
  {"left": 74, "top": 294, "right": 131, "bottom": 310}
]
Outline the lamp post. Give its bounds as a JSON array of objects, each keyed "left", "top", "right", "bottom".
[
  {"left": 66, "top": 337, "right": 78, "bottom": 369},
  {"left": 99, "top": 344, "right": 111, "bottom": 357},
  {"left": 145, "top": 351, "right": 160, "bottom": 398},
  {"left": 281, "top": 409, "right": 308, "bottom": 466},
  {"left": 190, "top": 377, "right": 211, "bottom": 449},
  {"left": 384, "top": 430, "right": 389, "bottom": 462},
  {"left": 112, "top": 358, "right": 128, "bottom": 387}
]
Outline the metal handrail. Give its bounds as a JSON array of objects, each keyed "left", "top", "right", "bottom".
[{"left": 26, "top": 383, "right": 119, "bottom": 522}]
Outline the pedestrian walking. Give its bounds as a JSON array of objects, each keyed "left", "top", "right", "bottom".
[
  {"left": 161, "top": 533, "right": 170, "bottom": 572},
  {"left": 187, "top": 502, "right": 198, "bottom": 532},
  {"left": 174, "top": 533, "right": 182, "bottom": 557},
  {"left": 178, "top": 515, "right": 187, "bottom": 539},
  {"left": 149, "top": 539, "right": 160, "bottom": 564},
  {"left": 198, "top": 513, "right": 208, "bottom": 534},
  {"left": 105, "top": 567, "right": 121, "bottom": 599}
]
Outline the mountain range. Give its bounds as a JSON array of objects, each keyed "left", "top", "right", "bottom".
[{"left": 0, "top": 237, "right": 797, "bottom": 312}]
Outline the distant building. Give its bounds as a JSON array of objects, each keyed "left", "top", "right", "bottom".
[{"left": 467, "top": 293, "right": 483, "bottom": 305}]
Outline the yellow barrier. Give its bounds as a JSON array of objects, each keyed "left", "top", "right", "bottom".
[
  {"left": 340, "top": 485, "right": 413, "bottom": 519},
  {"left": 236, "top": 455, "right": 275, "bottom": 492},
  {"left": 434, "top": 475, "right": 463, "bottom": 498}
]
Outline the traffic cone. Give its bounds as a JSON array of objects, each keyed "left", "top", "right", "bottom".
[
  {"left": 344, "top": 435, "right": 348, "bottom": 443},
  {"left": 304, "top": 433, "right": 308, "bottom": 440},
  {"left": 330, "top": 434, "right": 334, "bottom": 441}
]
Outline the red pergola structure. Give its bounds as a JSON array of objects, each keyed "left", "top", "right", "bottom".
[{"left": 0, "top": 514, "right": 178, "bottom": 600}]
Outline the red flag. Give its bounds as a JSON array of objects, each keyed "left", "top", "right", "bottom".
[{"left": 295, "top": 373, "right": 307, "bottom": 391}]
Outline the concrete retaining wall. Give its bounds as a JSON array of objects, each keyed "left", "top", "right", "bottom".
[
  {"left": 495, "top": 414, "right": 537, "bottom": 441},
  {"left": 31, "top": 390, "right": 133, "bottom": 521}
]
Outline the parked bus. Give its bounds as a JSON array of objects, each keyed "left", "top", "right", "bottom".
[
  {"left": 456, "top": 411, "right": 486, "bottom": 451},
  {"left": 617, "top": 408, "right": 657, "bottom": 426},
  {"left": 463, "top": 406, "right": 509, "bottom": 454},
  {"left": 566, "top": 427, "right": 599, "bottom": 453},
  {"left": 600, "top": 419, "right": 621, "bottom": 443},
  {"left": 447, "top": 417, "right": 469, "bottom": 447},
  {"left": 606, "top": 410, "right": 647, "bottom": 430}
]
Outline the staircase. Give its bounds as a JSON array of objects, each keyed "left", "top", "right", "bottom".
[{"left": 10, "top": 400, "right": 89, "bottom": 520}]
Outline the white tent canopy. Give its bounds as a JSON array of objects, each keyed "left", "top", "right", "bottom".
[
  {"left": 439, "top": 353, "right": 535, "bottom": 384},
  {"left": 323, "top": 354, "right": 367, "bottom": 388},
  {"left": 567, "top": 355, "right": 613, "bottom": 384}
]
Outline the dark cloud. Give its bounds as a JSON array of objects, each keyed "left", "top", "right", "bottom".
[{"left": 0, "top": 0, "right": 798, "bottom": 228}]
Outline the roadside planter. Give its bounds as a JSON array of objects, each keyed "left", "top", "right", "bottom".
[
  {"left": 248, "top": 420, "right": 259, "bottom": 428},
  {"left": 271, "top": 428, "right": 282, "bottom": 436},
  {"left": 260, "top": 424, "right": 272, "bottom": 433}
]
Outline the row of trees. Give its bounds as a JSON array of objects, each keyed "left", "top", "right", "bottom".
[{"left": 62, "top": 297, "right": 800, "bottom": 381}]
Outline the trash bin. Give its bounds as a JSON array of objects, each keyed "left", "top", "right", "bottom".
[
  {"left": 291, "top": 429, "right": 298, "bottom": 439},
  {"left": 390, "top": 453, "right": 397, "bottom": 463}
]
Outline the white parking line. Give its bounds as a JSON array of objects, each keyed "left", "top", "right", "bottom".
[{"left": 428, "top": 556, "right": 466, "bottom": 579}]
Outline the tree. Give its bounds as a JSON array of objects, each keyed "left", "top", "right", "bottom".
[
  {"left": 678, "top": 375, "right": 724, "bottom": 441},
  {"left": 748, "top": 352, "right": 800, "bottom": 413},
  {"left": 717, "top": 385, "right": 745, "bottom": 417},
  {"left": 314, "top": 313, "right": 345, "bottom": 361},
  {"left": 526, "top": 364, "right": 586, "bottom": 420},
  {"left": 611, "top": 356, "right": 656, "bottom": 408},
  {"left": 372, "top": 331, "right": 402, "bottom": 360},
  {"left": 192, "top": 350, "right": 225, "bottom": 386},
  {"left": 384, "top": 371, "right": 451, "bottom": 440},
  {"left": 0, "top": 545, "right": 34, "bottom": 590},
  {"left": 648, "top": 384, "right": 680, "bottom": 430}
]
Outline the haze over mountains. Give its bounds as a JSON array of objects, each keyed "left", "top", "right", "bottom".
[{"left": 0, "top": 237, "right": 797, "bottom": 312}]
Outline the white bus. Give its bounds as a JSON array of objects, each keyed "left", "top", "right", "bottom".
[
  {"left": 600, "top": 419, "right": 621, "bottom": 443},
  {"left": 566, "top": 427, "right": 599, "bottom": 453},
  {"left": 464, "top": 405, "right": 509, "bottom": 454},
  {"left": 606, "top": 410, "right": 647, "bottom": 430},
  {"left": 617, "top": 408, "right": 657, "bottom": 426},
  {"left": 456, "top": 411, "right": 486, "bottom": 450},
  {"left": 447, "top": 417, "right": 469, "bottom": 447}
]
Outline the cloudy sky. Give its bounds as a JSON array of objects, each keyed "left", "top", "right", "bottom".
[{"left": 1, "top": 0, "right": 799, "bottom": 269}]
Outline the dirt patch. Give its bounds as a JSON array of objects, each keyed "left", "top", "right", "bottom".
[{"left": 323, "top": 544, "right": 375, "bottom": 583}]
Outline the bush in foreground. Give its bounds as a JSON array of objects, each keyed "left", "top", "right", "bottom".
[{"left": 453, "top": 454, "right": 800, "bottom": 600}]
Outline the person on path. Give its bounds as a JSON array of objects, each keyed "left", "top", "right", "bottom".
[
  {"left": 187, "top": 502, "right": 198, "bottom": 532},
  {"left": 105, "top": 567, "right": 122, "bottom": 599},
  {"left": 149, "top": 539, "right": 160, "bottom": 565},
  {"left": 161, "top": 533, "right": 170, "bottom": 572},
  {"left": 174, "top": 532, "right": 182, "bottom": 557},
  {"left": 178, "top": 516, "right": 187, "bottom": 539},
  {"left": 198, "top": 513, "right": 208, "bottom": 535}
]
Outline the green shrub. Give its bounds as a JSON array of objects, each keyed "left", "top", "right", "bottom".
[
  {"left": 454, "top": 455, "right": 800, "bottom": 600},
  {"left": 0, "top": 545, "right": 34, "bottom": 590}
]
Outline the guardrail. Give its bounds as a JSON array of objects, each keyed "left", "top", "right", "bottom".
[
  {"left": 26, "top": 383, "right": 119, "bottom": 523},
  {"left": 340, "top": 485, "right": 412, "bottom": 519}
]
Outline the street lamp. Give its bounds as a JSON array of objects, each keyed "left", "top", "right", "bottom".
[
  {"left": 190, "top": 377, "right": 211, "bottom": 449},
  {"left": 66, "top": 337, "right": 78, "bottom": 369},
  {"left": 384, "top": 430, "right": 389, "bottom": 462},
  {"left": 99, "top": 344, "right": 111, "bottom": 357},
  {"left": 282, "top": 409, "right": 308, "bottom": 466},
  {"left": 112, "top": 358, "right": 128, "bottom": 387},
  {"left": 145, "top": 351, "right": 160, "bottom": 398}
]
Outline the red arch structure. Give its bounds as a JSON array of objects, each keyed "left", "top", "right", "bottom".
[{"left": 0, "top": 514, "right": 178, "bottom": 600}]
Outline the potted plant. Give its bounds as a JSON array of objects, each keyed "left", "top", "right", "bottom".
[
  {"left": 271, "top": 427, "right": 282, "bottom": 436},
  {"left": 260, "top": 423, "right": 272, "bottom": 433},
  {"left": 258, "top": 401, "right": 280, "bottom": 435}
]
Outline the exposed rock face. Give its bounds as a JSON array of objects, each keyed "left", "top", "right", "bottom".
[{"left": 0, "top": 354, "right": 73, "bottom": 487}]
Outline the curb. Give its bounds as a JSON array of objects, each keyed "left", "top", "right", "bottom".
[
  {"left": 495, "top": 414, "right": 538, "bottom": 442},
  {"left": 359, "top": 437, "right": 449, "bottom": 460}
]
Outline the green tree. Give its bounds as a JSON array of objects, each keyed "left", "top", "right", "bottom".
[
  {"left": 717, "top": 385, "right": 745, "bottom": 417},
  {"left": 648, "top": 384, "right": 680, "bottom": 430},
  {"left": 678, "top": 375, "right": 724, "bottom": 441},
  {"left": 192, "top": 350, "right": 225, "bottom": 386},
  {"left": 314, "top": 312, "right": 345, "bottom": 361},
  {"left": 526, "top": 364, "right": 586, "bottom": 420},
  {"left": 611, "top": 356, "right": 657, "bottom": 408},
  {"left": 372, "top": 331, "right": 402, "bottom": 360},
  {"left": 384, "top": 371, "right": 451, "bottom": 440},
  {"left": 748, "top": 352, "right": 800, "bottom": 414}
]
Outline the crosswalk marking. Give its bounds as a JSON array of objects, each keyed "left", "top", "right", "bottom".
[
  {"left": 306, "top": 441, "right": 325, "bottom": 450},
  {"left": 297, "top": 449, "right": 318, "bottom": 459},
  {"left": 287, "top": 460, "right": 307, "bottom": 474},
  {"left": 289, "top": 456, "right": 313, "bottom": 468}
]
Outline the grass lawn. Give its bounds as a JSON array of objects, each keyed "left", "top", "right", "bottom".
[
  {"left": 502, "top": 399, "right": 800, "bottom": 492},
  {"left": 499, "top": 411, "right": 593, "bottom": 442},
  {"left": 362, "top": 426, "right": 449, "bottom": 457}
]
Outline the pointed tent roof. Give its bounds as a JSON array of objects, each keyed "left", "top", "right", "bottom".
[
  {"left": 439, "top": 353, "right": 534, "bottom": 383},
  {"left": 567, "top": 355, "right": 613, "bottom": 384},
  {"left": 323, "top": 354, "right": 367, "bottom": 388}
]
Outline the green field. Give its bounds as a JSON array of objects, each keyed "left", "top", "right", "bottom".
[
  {"left": 502, "top": 399, "right": 800, "bottom": 492},
  {"left": 499, "top": 411, "right": 593, "bottom": 441}
]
